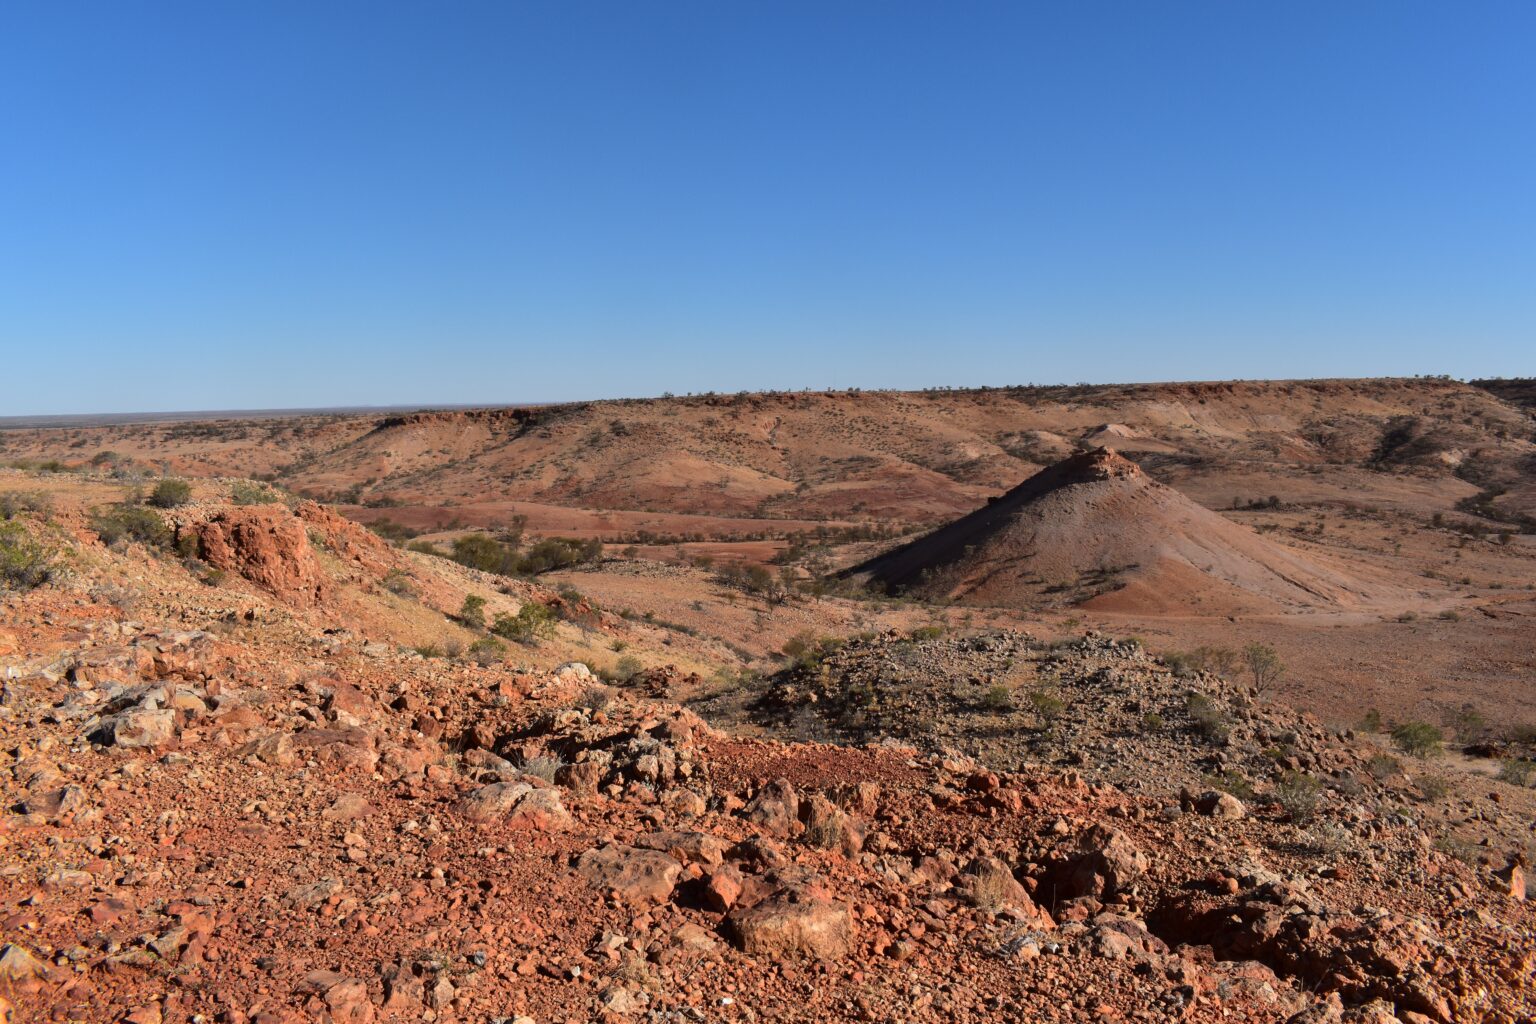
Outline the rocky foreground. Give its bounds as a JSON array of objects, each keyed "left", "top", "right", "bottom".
[
  {"left": 0, "top": 482, "right": 1533, "bottom": 1023},
  {"left": 2, "top": 621, "right": 1532, "bottom": 1023}
]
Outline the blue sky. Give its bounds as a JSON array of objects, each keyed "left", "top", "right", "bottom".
[{"left": 2, "top": 2, "right": 1533, "bottom": 414}]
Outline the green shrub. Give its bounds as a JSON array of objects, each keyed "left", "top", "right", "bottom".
[
  {"left": 1028, "top": 688, "right": 1065, "bottom": 722},
  {"left": 382, "top": 569, "right": 416, "bottom": 598},
  {"left": 174, "top": 531, "right": 200, "bottom": 560},
  {"left": 451, "top": 533, "right": 521, "bottom": 575},
  {"left": 980, "top": 684, "right": 1013, "bottom": 712},
  {"left": 1140, "top": 712, "right": 1164, "bottom": 733},
  {"left": 1417, "top": 775, "right": 1451, "bottom": 800},
  {"left": 1365, "top": 753, "right": 1400, "bottom": 781},
  {"left": 1186, "top": 692, "right": 1231, "bottom": 743},
  {"left": 909, "top": 624, "right": 946, "bottom": 641},
  {"left": 367, "top": 517, "right": 420, "bottom": 542},
  {"left": 147, "top": 479, "right": 193, "bottom": 508},
  {"left": 519, "top": 755, "right": 564, "bottom": 782},
  {"left": 458, "top": 594, "right": 487, "bottom": 629},
  {"left": 781, "top": 631, "right": 836, "bottom": 671},
  {"left": 1391, "top": 721, "right": 1442, "bottom": 758},
  {"left": 230, "top": 481, "right": 281, "bottom": 505},
  {"left": 466, "top": 635, "right": 505, "bottom": 666},
  {"left": 602, "top": 655, "right": 645, "bottom": 684},
  {"left": 576, "top": 683, "right": 613, "bottom": 711},
  {"left": 91, "top": 506, "right": 172, "bottom": 550},
  {"left": 1360, "top": 708, "right": 1384, "bottom": 732},
  {"left": 449, "top": 533, "right": 601, "bottom": 577},
  {"left": 1202, "top": 769, "right": 1254, "bottom": 801},
  {"left": 491, "top": 602, "right": 557, "bottom": 644},
  {"left": 518, "top": 537, "right": 602, "bottom": 574},
  {"left": 0, "top": 521, "right": 57, "bottom": 592},
  {"left": 1273, "top": 771, "right": 1323, "bottom": 822},
  {"left": 1497, "top": 759, "right": 1534, "bottom": 787},
  {"left": 1446, "top": 704, "right": 1485, "bottom": 744},
  {"left": 0, "top": 492, "right": 53, "bottom": 520}
]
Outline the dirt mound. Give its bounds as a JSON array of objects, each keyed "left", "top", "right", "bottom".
[{"left": 849, "top": 448, "right": 1415, "bottom": 614}]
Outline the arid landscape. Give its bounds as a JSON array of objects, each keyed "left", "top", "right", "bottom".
[{"left": 1, "top": 377, "right": 1534, "bottom": 1023}]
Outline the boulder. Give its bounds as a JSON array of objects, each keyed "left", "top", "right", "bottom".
[
  {"left": 960, "top": 857, "right": 1054, "bottom": 929},
  {"left": 744, "top": 778, "right": 800, "bottom": 837},
  {"left": 94, "top": 709, "right": 176, "bottom": 749},
  {"left": 0, "top": 944, "right": 52, "bottom": 983},
  {"left": 632, "top": 830, "right": 729, "bottom": 867},
  {"left": 457, "top": 781, "right": 572, "bottom": 830},
  {"left": 725, "top": 887, "right": 853, "bottom": 960},
  {"left": 192, "top": 505, "right": 330, "bottom": 607},
  {"left": 1063, "top": 824, "right": 1148, "bottom": 899},
  {"left": 576, "top": 844, "right": 683, "bottom": 905},
  {"left": 1195, "top": 790, "right": 1246, "bottom": 819}
]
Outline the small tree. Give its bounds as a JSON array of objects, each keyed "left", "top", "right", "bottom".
[
  {"left": 0, "top": 521, "right": 56, "bottom": 592},
  {"left": 458, "top": 594, "right": 487, "bottom": 629},
  {"left": 1392, "top": 721, "right": 1442, "bottom": 758},
  {"left": 1243, "top": 643, "right": 1284, "bottom": 695},
  {"left": 147, "top": 479, "right": 193, "bottom": 509},
  {"left": 491, "top": 602, "right": 557, "bottom": 644}
]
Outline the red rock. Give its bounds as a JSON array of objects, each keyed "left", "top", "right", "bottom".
[
  {"left": 575, "top": 844, "right": 683, "bottom": 905},
  {"left": 322, "top": 978, "right": 375, "bottom": 1024},
  {"left": 0, "top": 944, "right": 52, "bottom": 983},
  {"left": 1062, "top": 825, "right": 1148, "bottom": 899},
  {"left": 96, "top": 709, "right": 177, "bottom": 749},
  {"left": 725, "top": 887, "right": 853, "bottom": 960},
  {"left": 86, "top": 898, "right": 131, "bottom": 927},
  {"left": 191, "top": 506, "right": 330, "bottom": 607},
  {"left": 1496, "top": 861, "right": 1526, "bottom": 901},
  {"left": 744, "top": 778, "right": 801, "bottom": 837},
  {"left": 704, "top": 863, "right": 747, "bottom": 912},
  {"left": 633, "top": 830, "right": 729, "bottom": 867},
  {"left": 457, "top": 781, "right": 573, "bottom": 830},
  {"left": 959, "top": 857, "right": 1054, "bottom": 930}
]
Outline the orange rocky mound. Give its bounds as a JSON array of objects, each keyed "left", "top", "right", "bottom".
[{"left": 850, "top": 448, "right": 1416, "bottom": 615}]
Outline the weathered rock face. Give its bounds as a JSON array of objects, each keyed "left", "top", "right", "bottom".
[
  {"left": 191, "top": 506, "right": 329, "bottom": 606},
  {"left": 725, "top": 887, "right": 853, "bottom": 960},
  {"left": 295, "top": 501, "right": 396, "bottom": 578}
]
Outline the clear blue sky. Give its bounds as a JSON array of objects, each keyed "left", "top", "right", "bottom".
[{"left": 3, "top": 2, "right": 1533, "bottom": 415}]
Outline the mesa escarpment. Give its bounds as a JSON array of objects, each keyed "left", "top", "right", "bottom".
[
  {"left": 847, "top": 448, "right": 1421, "bottom": 614},
  {"left": 1, "top": 471, "right": 1534, "bottom": 1023},
  {"left": 5, "top": 377, "right": 1532, "bottom": 527}
]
